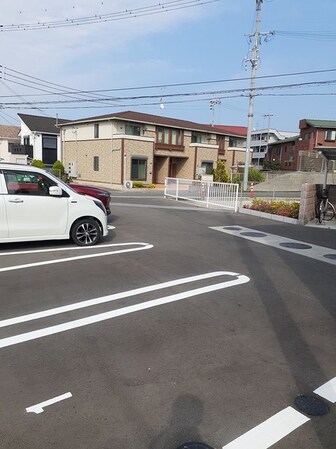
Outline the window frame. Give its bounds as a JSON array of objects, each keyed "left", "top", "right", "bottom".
[{"left": 131, "top": 157, "right": 147, "bottom": 181}]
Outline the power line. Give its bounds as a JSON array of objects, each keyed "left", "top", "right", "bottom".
[
  {"left": 2, "top": 79, "right": 336, "bottom": 106},
  {"left": 1, "top": 64, "right": 336, "bottom": 98},
  {"left": 0, "top": 0, "right": 221, "bottom": 32},
  {"left": 275, "top": 30, "right": 336, "bottom": 41}
]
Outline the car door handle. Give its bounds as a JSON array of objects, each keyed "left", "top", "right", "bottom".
[{"left": 8, "top": 198, "right": 24, "bottom": 203}]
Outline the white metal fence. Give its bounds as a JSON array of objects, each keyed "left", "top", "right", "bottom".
[{"left": 164, "top": 177, "right": 239, "bottom": 211}]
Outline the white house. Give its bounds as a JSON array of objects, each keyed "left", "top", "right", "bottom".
[
  {"left": 18, "top": 113, "right": 68, "bottom": 165},
  {"left": 0, "top": 124, "right": 22, "bottom": 163}
]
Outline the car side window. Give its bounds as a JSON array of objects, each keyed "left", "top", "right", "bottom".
[{"left": 4, "top": 170, "right": 56, "bottom": 196}]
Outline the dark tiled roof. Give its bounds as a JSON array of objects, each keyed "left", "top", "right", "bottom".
[
  {"left": 0, "top": 124, "right": 20, "bottom": 139},
  {"left": 305, "top": 119, "right": 336, "bottom": 129},
  {"left": 18, "top": 113, "right": 69, "bottom": 134},
  {"left": 61, "top": 110, "right": 244, "bottom": 137}
]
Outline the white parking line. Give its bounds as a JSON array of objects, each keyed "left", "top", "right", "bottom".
[
  {"left": 210, "top": 226, "right": 336, "bottom": 265},
  {"left": 0, "top": 271, "right": 236, "bottom": 328},
  {"left": 314, "top": 377, "right": 336, "bottom": 403},
  {"left": 26, "top": 392, "right": 72, "bottom": 414},
  {"left": 0, "top": 272, "right": 249, "bottom": 349},
  {"left": 0, "top": 242, "right": 153, "bottom": 273},
  {"left": 222, "top": 407, "right": 310, "bottom": 449}
]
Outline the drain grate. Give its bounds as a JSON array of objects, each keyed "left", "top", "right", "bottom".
[
  {"left": 280, "top": 242, "right": 312, "bottom": 250},
  {"left": 240, "top": 231, "right": 267, "bottom": 237},
  {"left": 295, "top": 394, "right": 330, "bottom": 416}
]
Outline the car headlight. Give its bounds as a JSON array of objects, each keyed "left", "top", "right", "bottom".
[{"left": 93, "top": 199, "right": 107, "bottom": 214}]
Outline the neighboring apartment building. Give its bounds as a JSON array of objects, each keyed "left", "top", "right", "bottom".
[
  {"left": 60, "top": 111, "right": 247, "bottom": 186},
  {"left": 0, "top": 125, "right": 22, "bottom": 163},
  {"left": 266, "top": 119, "right": 336, "bottom": 171},
  {"left": 18, "top": 113, "right": 68, "bottom": 165},
  {"left": 250, "top": 128, "right": 298, "bottom": 168}
]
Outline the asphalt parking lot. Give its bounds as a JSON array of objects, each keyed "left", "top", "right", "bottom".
[{"left": 1, "top": 190, "right": 335, "bottom": 449}]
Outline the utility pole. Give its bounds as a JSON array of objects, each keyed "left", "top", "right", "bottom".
[
  {"left": 242, "top": 0, "right": 273, "bottom": 190},
  {"left": 264, "top": 112, "right": 273, "bottom": 166},
  {"left": 210, "top": 98, "right": 221, "bottom": 127}
]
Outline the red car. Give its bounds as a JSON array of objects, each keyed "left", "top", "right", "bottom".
[{"left": 69, "top": 183, "right": 111, "bottom": 215}]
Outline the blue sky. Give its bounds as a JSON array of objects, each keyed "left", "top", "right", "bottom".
[{"left": 1, "top": 0, "right": 335, "bottom": 132}]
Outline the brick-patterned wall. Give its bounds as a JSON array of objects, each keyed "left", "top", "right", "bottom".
[
  {"left": 298, "top": 183, "right": 316, "bottom": 224},
  {"left": 298, "top": 183, "right": 336, "bottom": 224}
]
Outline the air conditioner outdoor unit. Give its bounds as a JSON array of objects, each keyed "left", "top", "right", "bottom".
[{"left": 124, "top": 180, "right": 133, "bottom": 189}]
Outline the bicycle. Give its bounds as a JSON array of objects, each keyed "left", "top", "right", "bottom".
[{"left": 315, "top": 188, "right": 336, "bottom": 223}]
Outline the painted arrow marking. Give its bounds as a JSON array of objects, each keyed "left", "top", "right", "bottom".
[
  {"left": 0, "top": 271, "right": 249, "bottom": 349},
  {"left": 26, "top": 392, "right": 72, "bottom": 414}
]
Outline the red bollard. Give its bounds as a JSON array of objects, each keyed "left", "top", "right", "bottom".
[{"left": 249, "top": 182, "right": 254, "bottom": 198}]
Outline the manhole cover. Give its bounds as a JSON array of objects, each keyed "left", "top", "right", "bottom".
[
  {"left": 223, "top": 226, "right": 242, "bottom": 231},
  {"left": 280, "top": 242, "right": 312, "bottom": 250},
  {"left": 324, "top": 254, "right": 336, "bottom": 260},
  {"left": 294, "top": 394, "right": 329, "bottom": 416},
  {"left": 240, "top": 232, "right": 267, "bottom": 237},
  {"left": 176, "top": 443, "right": 214, "bottom": 449}
]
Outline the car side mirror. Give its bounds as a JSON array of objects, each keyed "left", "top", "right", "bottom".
[{"left": 49, "top": 186, "right": 63, "bottom": 196}]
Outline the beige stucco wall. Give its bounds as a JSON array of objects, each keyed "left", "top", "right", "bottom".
[
  {"left": 63, "top": 140, "right": 116, "bottom": 183},
  {"left": 123, "top": 138, "right": 154, "bottom": 183}
]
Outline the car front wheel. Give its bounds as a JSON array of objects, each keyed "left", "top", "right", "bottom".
[{"left": 70, "top": 218, "right": 101, "bottom": 246}]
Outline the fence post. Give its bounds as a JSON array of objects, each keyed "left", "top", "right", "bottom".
[
  {"left": 206, "top": 182, "right": 210, "bottom": 208},
  {"left": 176, "top": 178, "right": 179, "bottom": 201}
]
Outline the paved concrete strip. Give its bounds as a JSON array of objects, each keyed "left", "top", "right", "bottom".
[
  {"left": 0, "top": 243, "right": 153, "bottom": 273},
  {"left": 0, "top": 271, "right": 234, "bottom": 328},
  {"left": 26, "top": 392, "right": 72, "bottom": 414},
  {"left": 222, "top": 406, "right": 310, "bottom": 449},
  {"left": 0, "top": 272, "right": 249, "bottom": 349},
  {"left": 210, "top": 226, "right": 336, "bottom": 265},
  {"left": 314, "top": 377, "right": 336, "bottom": 403}
]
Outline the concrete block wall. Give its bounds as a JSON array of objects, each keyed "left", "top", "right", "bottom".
[{"left": 298, "top": 183, "right": 317, "bottom": 225}]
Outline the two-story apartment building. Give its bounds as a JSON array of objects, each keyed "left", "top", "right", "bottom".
[
  {"left": 266, "top": 119, "right": 336, "bottom": 171},
  {"left": 60, "top": 111, "right": 247, "bottom": 186}
]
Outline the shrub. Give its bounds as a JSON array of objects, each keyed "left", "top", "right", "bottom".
[
  {"left": 212, "top": 160, "right": 230, "bottom": 183},
  {"left": 248, "top": 167, "right": 265, "bottom": 183},
  {"left": 245, "top": 199, "right": 300, "bottom": 219},
  {"left": 51, "top": 160, "right": 65, "bottom": 178},
  {"left": 132, "top": 181, "right": 144, "bottom": 188},
  {"left": 31, "top": 159, "right": 45, "bottom": 169},
  {"left": 146, "top": 183, "right": 156, "bottom": 189}
]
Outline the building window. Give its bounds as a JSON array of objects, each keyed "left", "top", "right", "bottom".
[
  {"left": 94, "top": 124, "right": 99, "bottom": 139},
  {"left": 125, "top": 123, "right": 141, "bottom": 136},
  {"left": 191, "top": 132, "right": 203, "bottom": 143},
  {"left": 157, "top": 127, "right": 183, "bottom": 145},
  {"left": 23, "top": 136, "right": 30, "bottom": 146},
  {"left": 131, "top": 158, "right": 147, "bottom": 181},
  {"left": 201, "top": 161, "right": 213, "bottom": 175},
  {"left": 325, "top": 130, "right": 336, "bottom": 141},
  {"left": 229, "top": 138, "right": 238, "bottom": 147},
  {"left": 171, "top": 129, "right": 182, "bottom": 145},
  {"left": 93, "top": 156, "right": 99, "bottom": 171},
  {"left": 42, "top": 134, "right": 57, "bottom": 165}
]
